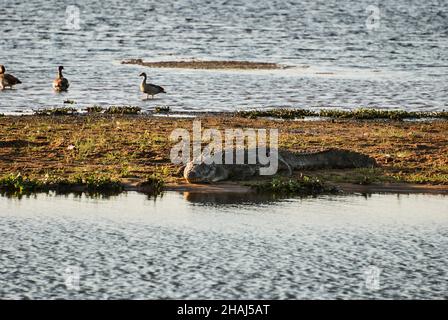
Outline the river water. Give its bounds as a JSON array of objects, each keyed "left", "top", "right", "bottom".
[
  {"left": 0, "top": 191, "right": 447, "bottom": 299},
  {"left": 0, "top": 0, "right": 447, "bottom": 114}
]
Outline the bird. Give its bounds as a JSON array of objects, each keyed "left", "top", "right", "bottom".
[
  {"left": 53, "top": 66, "right": 70, "bottom": 92},
  {"left": 139, "top": 72, "right": 165, "bottom": 99},
  {"left": 0, "top": 65, "right": 22, "bottom": 90}
]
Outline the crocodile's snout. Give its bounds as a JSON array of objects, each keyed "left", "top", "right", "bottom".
[
  {"left": 184, "top": 168, "right": 200, "bottom": 183},
  {"left": 184, "top": 162, "right": 217, "bottom": 183}
]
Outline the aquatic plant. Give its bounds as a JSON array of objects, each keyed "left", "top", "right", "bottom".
[
  {"left": 85, "top": 105, "right": 104, "bottom": 113},
  {"left": 0, "top": 173, "right": 43, "bottom": 196},
  {"left": 34, "top": 107, "right": 78, "bottom": 116},
  {"left": 236, "top": 108, "right": 448, "bottom": 120},
  {"left": 73, "top": 175, "right": 124, "bottom": 193},
  {"left": 104, "top": 106, "right": 141, "bottom": 114},
  {"left": 0, "top": 173, "right": 125, "bottom": 197},
  {"left": 154, "top": 106, "right": 170, "bottom": 113},
  {"left": 137, "top": 174, "right": 165, "bottom": 195},
  {"left": 0, "top": 113, "right": 446, "bottom": 187},
  {"left": 236, "top": 108, "right": 315, "bottom": 119},
  {"left": 121, "top": 59, "right": 281, "bottom": 70},
  {"left": 252, "top": 176, "right": 339, "bottom": 195}
]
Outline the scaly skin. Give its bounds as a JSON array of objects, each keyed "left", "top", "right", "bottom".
[{"left": 184, "top": 148, "right": 377, "bottom": 183}]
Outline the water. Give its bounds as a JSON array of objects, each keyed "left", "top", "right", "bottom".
[
  {"left": 0, "top": 191, "right": 447, "bottom": 299},
  {"left": 1, "top": 0, "right": 447, "bottom": 114}
]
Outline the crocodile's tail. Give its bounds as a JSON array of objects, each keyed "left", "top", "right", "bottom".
[{"left": 291, "top": 149, "right": 377, "bottom": 170}]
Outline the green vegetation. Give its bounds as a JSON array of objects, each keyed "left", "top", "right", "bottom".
[
  {"left": 392, "top": 172, "right": 448, "bottom": 185},
  {"left": 0, "top": 172, "right": 167, "bottom": 197},
  {"left": 85, "top": 105, "right": 104, "bottom": 113},
  {"left": 85, "top": 105, "right": 142, "bottom": 114},
  {"left": 105, "top": 106, "right": 141, "bottom": 114},
  {"left": 0, "top": 173, "right": 124, "bottom": 197},
  {"left": 0, "top": 174, "right": 43, "bottom": 196},
  {"left": 154, "top": 106, "right": 170, "bottom": 114},
  {"left": 237, "top": 108, "right": 448, "bottom": 120},
  {"left": 34, "top": 107, "right": 78, "bottom": 116},
  {"left": 314, "top": 168, "right": 393, "bottom": 185},
  {"left": 251, "top": 176, "right": 339, "bottom": 196},
  {"left": 138, "top": 174, "right": 165, "bottom": 195}
]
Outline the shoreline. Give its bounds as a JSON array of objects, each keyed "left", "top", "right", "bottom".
[
  {"left": 2, "top": 180, "right": 447, "bottom": 198},
  {"left": 165, "top": 181, "right": 448, "bottom": 195},
  {"left": 3, "top": 107, "right": 447, "bottom": 121}
]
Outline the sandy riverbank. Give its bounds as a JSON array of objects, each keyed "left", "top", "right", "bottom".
[{"left": 0, "top": 113, "right": 447, "bottom": 195}]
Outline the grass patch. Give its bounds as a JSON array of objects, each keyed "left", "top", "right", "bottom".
[
  {"left": 85, "top": 105, "right": 142, "bottom": 114},
  {"left": 104, "top": 106, "right": 141, "bottom": 115},
  {"left": 74, "top": 138, "right": 97, "bottom": 160},
  {"left": 0, "top": 173, "right": 124, "bottom": 197},
  {"left": 137, "top": 174, "right": 165, "bottom": 195},
  {"left": 236, "top": 108, "right": 448, "bottom": 120},
  {"left": 0, "top": 173, "right": 43, "bottom": 196},
  {"left": 313, "top": 168, "right": 393, "bottom": 185},
  {"left": 154, "top": 106, "right": 170, "bottom": 114},
  {"left": 236, "top": 108, "right": 315, "bottom": 119},
  {"left": 251, "top": 176, "right": 339, "bottom": 196},
  {"left": 319, "top": 108, "right": 448, "bottom": 120},
  {"left": 34, "top": 107, "right": 78, "bottom": 116},
  {"left": 85, "top": 105, "right": 104, "bottom": 113}
]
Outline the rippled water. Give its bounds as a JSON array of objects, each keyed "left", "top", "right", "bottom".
[
  {"left": 0, "top": 0, "right": 447, "bottom": 113},
  {"left": 0, "top": 192, "right": 447, "bottom": 299}
]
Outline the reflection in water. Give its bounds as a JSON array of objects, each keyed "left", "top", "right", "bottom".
[
  {"left": 182, "top": 191, "right": 287, "bottom": 205},
  {"left": 0, "top": 191, "right": 447, "bottom": 299}
]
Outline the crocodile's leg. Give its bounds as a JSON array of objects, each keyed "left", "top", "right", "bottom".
[{"left": 278, "top": 154, "right": 293, "bottom": 176}]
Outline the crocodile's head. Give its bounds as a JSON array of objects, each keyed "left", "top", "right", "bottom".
[{"left": 183, "top": 161, "right": 228, "bottom": 183}]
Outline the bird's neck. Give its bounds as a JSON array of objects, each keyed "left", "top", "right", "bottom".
[
  {"left": 141, "top": 75, "right": 147, "bottom": 84},
  {"left": 58, "top": 69, "right": 63, "bottom": 79}
]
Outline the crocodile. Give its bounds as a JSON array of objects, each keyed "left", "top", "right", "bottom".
[{"left": 183, "top": 148, "right": 377, "bottom": 183}]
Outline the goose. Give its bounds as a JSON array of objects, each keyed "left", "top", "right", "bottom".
[
  {"left": 0, "top": 65, "right": 22, "bottom": 90},
  {"left": 53, "top": 66, "right": 70, "bottom": 92},
  {"left": 139, "top": 72, "right": 165, "bottom": 99}
]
